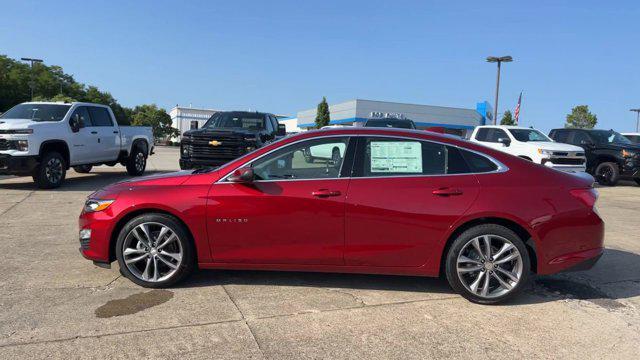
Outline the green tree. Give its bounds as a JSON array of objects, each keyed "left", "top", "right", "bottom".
[
  {"left": 0, "top": 54, "right": 131, "bottom": 125},
  {"left": 315, "top": 97, "right": 330, "bottom": 128},
  {"left": 131, "top": 104, "right": 178, "bottom": 140},
  {"left": 500, "top": 110, "right": 515, "bottom": 125},
  {"left": 565, "top": 105, "right": 597, "bottom": 129}
]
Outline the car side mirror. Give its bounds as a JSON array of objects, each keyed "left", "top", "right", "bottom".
[
  {"left": 277, "top": 124, "right": 286, "bottom": 137},
  {"left": 498, "top": 137, "right": 511, "bottom": 147},
  {"left": 70, "top": 115, "right": 82, "bottom": 133},
  {"left": 228, "top": 167, "right": 254, "bottom": 183}
]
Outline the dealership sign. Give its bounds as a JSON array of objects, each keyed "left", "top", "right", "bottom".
[{"left": 369, "top": 112, "right": 406, "bottom": 119}]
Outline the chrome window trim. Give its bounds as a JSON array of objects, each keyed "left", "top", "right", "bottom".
[{"left": 216, "top": 134, "right": 508, "bottom": 184}]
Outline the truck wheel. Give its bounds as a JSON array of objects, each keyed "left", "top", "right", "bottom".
[
  {"left": 126, "top": 146, "right": 147, "bottom": 176},
  {"left": 33, "top": 151, "right": 66, "bottom": 189},
  {"left": 445, "top": 224, "right": 530, "bottom": 304},
  {"left": 73, "top": 165, "right": 93, "bottom": 173},
  {"left": 595, "top": 162, "right": 619, "bottom": 186}
]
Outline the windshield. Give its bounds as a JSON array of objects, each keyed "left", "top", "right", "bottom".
[
  {"left": 203, "top": 112, "right": 266, "bottom": 130},
  {"left": 508, "top": 129, "right": 551, "bottom": 142},
  {"left": 0, "top": 104, "right": 71, "bottom": 122},
  {"left": 365, "top": 118, "right": 415, "bottom": 129},
  {"left": 590, "top": 130, "right": 632, "bottom": 145}
]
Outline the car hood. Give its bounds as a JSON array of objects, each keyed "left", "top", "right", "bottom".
[
  {"left": 91, "top": 171, "right": 194, "bottom": 199},
  {"left": 0, "top": 118, "right": 39, "bottom": 129},
  {"left": 525, "top": 141, "right": 584, "bottom": 152}
]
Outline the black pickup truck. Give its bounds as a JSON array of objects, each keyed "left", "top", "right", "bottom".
[
  {"left": 180, "top": 111, "right": 286, "bottom": 169},
  {"left": 549, "top": 128, "right": 640, "bottom": 186}
]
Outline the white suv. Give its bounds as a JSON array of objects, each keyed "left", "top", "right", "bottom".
[{"left": 469, "top": 125, "right": 586, "bottom": 173}]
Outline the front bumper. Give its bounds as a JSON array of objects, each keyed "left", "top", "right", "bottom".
[
  {"left": 0, "top": 154, "right": 39, "bottom": 175},
  {"left": 78, "top": 209, "right": 116, "bottom": 264}
]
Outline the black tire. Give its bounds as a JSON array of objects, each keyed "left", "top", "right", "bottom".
[
  {"left": 635, "top": 179, "right": 640, "bottom": 186},
  {"left": 73, "top": 165, "right": 93, "bottom": 173},
  {"left": 303, "top": 148, "right": 313, "bottom": 163},
  {"left": 595, "top": 162, "right": 620, "bottom": 186},
  {"left": 445, "top": 224, "right": 531, "bottom": 305},
  {"left": 115, "top": 213, "right": 195, "bottom": 288},
  {"left": 126, "top": 145, "right": 147, "bottom": 176},
  {"left": 32, "top": 151, "right": 66, "bottom": 189}
]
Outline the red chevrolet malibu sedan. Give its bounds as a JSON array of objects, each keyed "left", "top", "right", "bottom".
[{"left": 79, "top": 128, "right": 603, "bottom": 304}]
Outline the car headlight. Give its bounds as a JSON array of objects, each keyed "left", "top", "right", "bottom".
[
  {"left": 537, "top": 149, "right": 554, "bottom": 156},
  {"left": 84, "top": 199, "right": 115, "bottom": 213},
  {"left": 9, "top": 140, "right": 29, "bottom": 151}
]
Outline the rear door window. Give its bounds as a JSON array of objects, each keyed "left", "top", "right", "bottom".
[{"left": 88, "top": 107, "right": 114, "bottom": 127}]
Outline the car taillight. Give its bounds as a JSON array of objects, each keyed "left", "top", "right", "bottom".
[{"left": 570, "top": 188, "right": 598, "bottom": 208}]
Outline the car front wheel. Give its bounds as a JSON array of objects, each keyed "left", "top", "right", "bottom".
[
  {"left": 116, "top": 213, "right": 195, "bottom": 288},
  {"left": 33, "top": 151, "right": 66, "bottom": 189},
  {"left": 595, "top": 162, "right": 620, "bottom": 186},
  {"left": 445, "top": 224, "right": 530, "bottom": 304}
]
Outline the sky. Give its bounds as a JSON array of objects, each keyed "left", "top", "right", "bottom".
[{"left": 1, "top": 0, "right": 639, "bottom": 132}]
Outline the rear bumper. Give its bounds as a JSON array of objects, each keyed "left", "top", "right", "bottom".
[
  {"left": 0, "top": 154, "right": 38, "bottom": 175},
  {"left": 549, "top": 247, "right": 604, "bottom": 273}
]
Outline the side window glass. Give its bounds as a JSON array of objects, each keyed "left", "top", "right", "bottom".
[
  {"left": 446, "top": 146, "right": 471, "bottom": 174},
  {"left": 264, "top": 115, "right": 274, "bottom": 132},
  {"left": 459, "top": 149, "right": 499, "bottom": 173},
  {"left": 475, "top": 128, "right": 490, "bottom": 141},
  {"left": 88, "top": 107, "right": 113, "bottom": 127},
  {"left": 360, "top": 138, "right": 446, "bottom": 177},
  {"left": 571, "top": 131, "right": 588, "bottom": 145},
  {"left": 488, "top": 129, "right": 508, "bottom": 142},
  {"left": 251, "top": 137, "right": 349, "bottom": 181},
  {"left": 70, "top": 106, "right": 93, "bottom": 127},
  {"left": 552, "top": 130, "right": 568, "bottom": 143}
]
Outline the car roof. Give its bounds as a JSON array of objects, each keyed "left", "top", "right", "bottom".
[
  {"left": 476, "top": 125, "right": 532, "bottom": 130},
  {"left": 21, "top": 101, "right": 109, "bottom": 107},
  {"left": 288, "top": 127, "right": 466, "bottom": 145},
  {"left": 218, "top": 110, "right": 272, "bottom": 116}
]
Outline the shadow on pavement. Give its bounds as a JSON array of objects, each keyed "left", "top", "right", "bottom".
[
  {"left": 0, "top": 170, "right": 169, "bottom": 192},
  {"left": 176, "top": 248, "right": 640, "bottom": 307},
  {"left": 180, "top": 269, "right": 454, "bottom": 295}
]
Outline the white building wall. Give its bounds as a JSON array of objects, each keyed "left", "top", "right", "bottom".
[{"left": 168, "top": 106, "right": 218, "bottom": 140}]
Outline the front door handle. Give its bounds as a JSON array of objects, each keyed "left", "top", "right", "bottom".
[
  {"left": 312, "top": 189, "right": 342, "bottom": 198},
  {"left": 432, "top": 188, "right": 463, "bottom": 196},
  {"left": 91, "top": 131, "right": 98, "bottom": 134}
]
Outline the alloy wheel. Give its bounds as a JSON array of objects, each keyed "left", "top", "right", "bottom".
[
  {"left": 598, "top": 165, "right": 613, "bottom": 183},
  {"left": 45, "top": 158, "right": 63, "bottom": 184},
  {"left": 135, "top": 152, "right": 146, "bottom": 173},
  {"left": 122, "top": 222, "right": 183, "bottom": 282},
  {"left": 456, "top": 234, "right": 523, "bottom": 299}
]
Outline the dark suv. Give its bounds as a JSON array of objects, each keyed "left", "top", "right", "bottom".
[
  {"left": 180, "top": 111, "right": 286, "bottom": 169},
  {"left": 549, "top": 128, "right": 640, "bottom": 186}
]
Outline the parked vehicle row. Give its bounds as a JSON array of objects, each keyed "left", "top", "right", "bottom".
[
  {"left": 0, "top": 102, "right": 154, "bottom": 188},
  {"left": 549, "top": 128, "right": 640, "bottom": 186},
  {"left": 78, "top": 127, "right": 604, "bottom": 304}
]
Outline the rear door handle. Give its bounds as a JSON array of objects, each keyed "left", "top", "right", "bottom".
[
  {"left": 113, "top": 130, "right": 119, "bottom": 134},
  {"left": 432, "top": 188, "right": 463, "bottom": 196},
  {"left": 312, "top": 189, "right": 342, "bottom": 198},
  {"left": 91, "top": 131, "right": 98, "bottom": 134}
]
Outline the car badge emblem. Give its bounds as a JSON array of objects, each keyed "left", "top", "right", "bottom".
[{"left": 209, "top": 140, "right": 222, "bottom": 146}]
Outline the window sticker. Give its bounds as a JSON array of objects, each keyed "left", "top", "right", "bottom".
[{"left": 370, "top": 141, "right": 422, "bottom": 173}]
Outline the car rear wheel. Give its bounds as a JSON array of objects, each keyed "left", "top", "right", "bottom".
[
  {"left": 126, "top": 146, "right": 147, "bottom": 176},
  {"left": 445, "top": 224, "right": 530, "bottom": 304},
  {"left": 595, "top": 162, "right": 619, "bottom": 186},
  {"left": 116, "top": 213, "right": 195, "bottom": 288},
  {"left": 73, "top": 165, "right": 93, "bottom": 173}
]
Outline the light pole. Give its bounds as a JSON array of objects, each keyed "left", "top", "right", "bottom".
[
  {"left": 20, "top": 57, "right": 43, "bottom": 100},
  {"left": 631, "top": 108, "right": 640, "bottom": 133},
  {"left": 486, "top": 56, "right": 513, "bottom": 124}
]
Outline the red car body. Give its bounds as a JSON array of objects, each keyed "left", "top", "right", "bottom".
[{"left": 79, "top": 128, "right": 604, "bottom": 278}]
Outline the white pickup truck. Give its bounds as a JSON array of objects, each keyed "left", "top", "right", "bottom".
[
  {"left": 0, "top": 102, "right": 154, "bottom": 188},
  {"left": 469, "top": 125, "right": 586, "bottom": 173}
]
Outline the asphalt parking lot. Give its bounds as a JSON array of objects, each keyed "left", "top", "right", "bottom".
[{"left": 1, "top": 146, "right": 639, "bottom": 359}]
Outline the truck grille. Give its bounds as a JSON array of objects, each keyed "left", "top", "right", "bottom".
[
  {"left": 185, "top": 135, "right": 246, "bottom": 160},
  {"left": 0, "top": 139, "right": 9, "bottom": 151},
  {"left": 551, "top": 158, "right": 585, "bottom": 165}
]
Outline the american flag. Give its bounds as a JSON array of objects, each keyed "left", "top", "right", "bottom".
[{"left": 514, "top": 92, "right": 522, "bottom": 124}]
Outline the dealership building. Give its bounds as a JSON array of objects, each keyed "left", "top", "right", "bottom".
[
  {"left": 295, "top": 99, "right": 493, "bottom": 136},
  {"left": 168, "top": 106, "right": 219, "bottom": 140}
]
